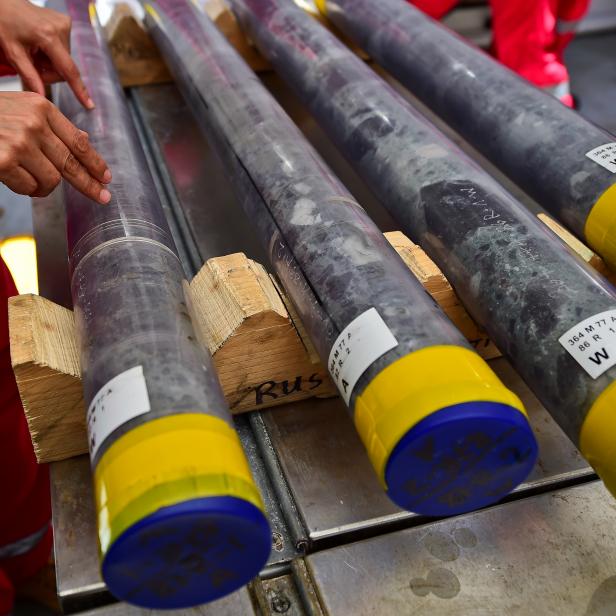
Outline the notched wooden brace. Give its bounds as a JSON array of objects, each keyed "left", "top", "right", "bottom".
[
  {"left": 10, "top": 232, "right": 493, "bottom": 463},
  {"left": 105, "top": 4, "right": 172, "bottom": 87}
]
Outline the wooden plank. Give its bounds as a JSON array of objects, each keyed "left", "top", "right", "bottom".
[
  {"left": 537, "top": 212, "right": 616, "bottom": 283},
  {"left": 190, "top": 253, "right": 336, "bottom": 412},
  {"left": 9, "top": 236, "right": 496, "bottom": 463},
  {"left": 8, "top": 294, "right": 85, "bottom": 462},
  {"left": 384, "top": 231, "right": 500, "bottom": 359},
  {"left": 105, "top": 4, "right": 172, "bottom": 88}
]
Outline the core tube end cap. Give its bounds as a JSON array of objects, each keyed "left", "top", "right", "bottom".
[
  {"left": 581, "top": 380, "right": 616, "bottom": 500},
  {"left": 102, "top": 496, "right": 271, "bottom": 610},
  {"left": 585, "top": 182, "right": 616, "bottom": 271},
  {"left": 353, "top": 345, "right": 536, "bottom": 515},
  {"left": 384, "top": 402, "right": 538, "bottom": 516}
]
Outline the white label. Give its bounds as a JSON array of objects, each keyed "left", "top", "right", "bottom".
[
  {"left": 86, "top": 366, "right": 151, "bottom": 459},
  {"left": 328, "top": 308, "right": 398, "bottom": 404},
  {"left": 558, "top": 310, "right": 616, "bottom": 378},
  {"left": 586, "top": 143, "right": 616, "bottom": 173}
]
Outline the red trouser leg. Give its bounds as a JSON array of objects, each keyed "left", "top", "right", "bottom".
[
  {"left": 489, "top": 0, "right": 569, "bottom": 90},
  {"left": 409, "top": 0, "right": 459, "bottom": 20},
  {"left": 0, "top": 257, "right": 51, "bottom": 616},
  {"left": 552, "top": 0, "right": 591, "bottom": 62},
  {"left": 0, "top": 569, "right": 14, "bottom": 616}
]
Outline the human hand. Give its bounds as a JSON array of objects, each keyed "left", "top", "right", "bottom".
[
  {"left": 0, "top": 0, "right": 93, "bottom": 109},
  {"left": 0, "top": 92, "right": 111, "bottom": 203}
]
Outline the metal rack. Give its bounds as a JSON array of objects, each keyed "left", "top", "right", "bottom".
[{"left": 41, "top": 76, "right": 615, "bottom": 615}]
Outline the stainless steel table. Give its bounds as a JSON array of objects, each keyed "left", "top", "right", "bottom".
[
  {"left": 77, "top": 588, "right": 256, "bottom": 616},
  {"left": 41, "top": 74, "right": 606, "bottom": 615},
  {"left": 259, "top": 357, "right": 593, "bottom": 549},
  {"left": 305, "top": 480, "right": 616, "bottom": 615}
]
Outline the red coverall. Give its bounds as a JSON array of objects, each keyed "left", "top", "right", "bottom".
[
  {"left": 410, "top": 0, "right": 591, "bottom": 107},
  {"left": 0, "top": 72, "right": 52, "bottom": 616}
]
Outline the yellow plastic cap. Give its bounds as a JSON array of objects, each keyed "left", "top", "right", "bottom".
[
  {"left": 94, "top": 413, "right": 264, "bottom": 553},
  {"left": 354, "top": 345, "right": 526, "bottom": 483},
  {"left": 94, "top": 413, "right": 271, "bottom": 609},
  {"left": 585, "top": 183, "right": 616, "bottom": 271},
  {"left": 353, "top": 346, "right": 536, "bottom": 515},
  {"left": 580, "top": 380, "right": 616, "bottom": 499}
]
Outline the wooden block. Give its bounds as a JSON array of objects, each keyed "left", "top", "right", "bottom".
[
  {"left": 13, "top": 223, "right": 613, "bottom": 463},
  {"left": 202, "top": 0, "right": 271, "bottom": 72},
  {"left": 105, "top": 4, "right": 172, "bottom": 88},
  {"left": 384, "top": 231, "right": 500, "bottom": 359},
  {"left": 101, "top": 0, "right": 370, "bottom": 88},
  {"left": 383, "top": 214, "right": 616, "bottom": 362},
  {"left": 9, "top": 294, "right": 85, "bottom": 462},
  {"left": 189, "top": 253, "right": 336, "bottom": 412},
  {"left": 9, "top": 237, "right": 499, "bottom": 463},
  {"left": 538, "top": 213, "right": 616, "bottom": 284}
]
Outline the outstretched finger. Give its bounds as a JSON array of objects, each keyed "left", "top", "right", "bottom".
[
  {"left": 47, "top": 104, "right": 110, "bottom": 184},
  {"left": 32, "top": 50, "right": 63, "bottom": 84},
  {"left": 42, "top": 130, "right": 110, "bottom": 204},
  {"left": 39, "top": 38, "right": 93, "bottom": 109},
  {"left": 9, "top": 47, "right": 45, "bottom": 97}
]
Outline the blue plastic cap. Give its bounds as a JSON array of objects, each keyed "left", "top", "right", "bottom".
[
  {"left": 385, "top": 401, "right": 538, "bottom": 517},
  {"left": 102, "top": 496, "right": 271, "bottom": 609}
]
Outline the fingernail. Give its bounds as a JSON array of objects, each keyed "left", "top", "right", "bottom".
[
  {"left": 87, "top": 98, "right": 95, "bottom": 109},
  {"left": 103, "top": 169, "right": 112, "bottom": 183},
  {"left": 99, "top": 188, "right": 111, "bottom": 204}
]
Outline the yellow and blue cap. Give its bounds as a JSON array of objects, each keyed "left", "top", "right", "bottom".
[
  {"left": 354, "top": 345, "right": 537, "bottom": 516},
  {"left": 94, "top": 413, "right": 271, "bottom": 609}
]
